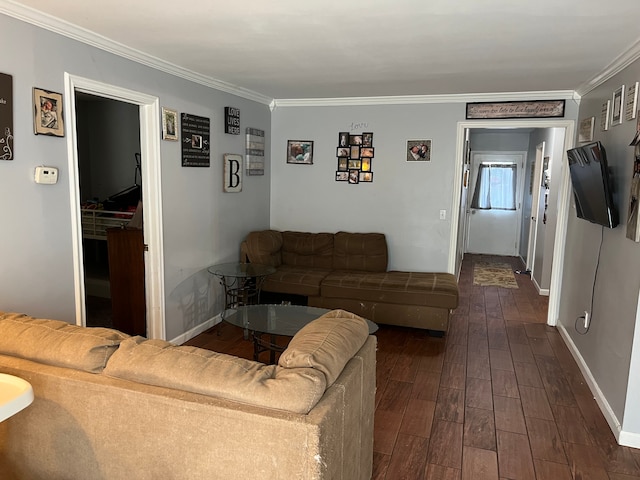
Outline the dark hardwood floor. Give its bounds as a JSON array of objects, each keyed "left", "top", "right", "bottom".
[{"left": 184, "top": 254, "right": 640, "bottom": 480}]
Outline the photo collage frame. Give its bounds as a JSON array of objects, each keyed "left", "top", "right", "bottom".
[{"left": 336, "top": 132, "right": 373, "bottom": 184}]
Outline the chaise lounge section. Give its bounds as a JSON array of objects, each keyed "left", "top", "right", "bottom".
[{"left": 242, "top": 230, "right": 459, "bottom": 333}]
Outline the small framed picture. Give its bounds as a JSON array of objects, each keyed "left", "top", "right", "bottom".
[
  {"left": 287, "top": 140, "right": 314, "bottom": 164},
  {"left": 348, "top": 159, "right": 361, "bottom": 170},
  {"left": 336, "top": 171, "right": 348, "bottom": 181},
  {"left": 337, "top": 147, "right": 349, "bottom": 157},
  {"left": 612, "top": 85, "right": 625, "bottom": 126},
  {"left": 33, "top": 87, "right": 64, "bottom": 137},
  {"left": 407, "top": 140, "right": 432, "bottom": 161},
  {"left": 349, "top": 134, "right": 362, "bottom": 145},
  {"left": 337, "top": 158, "right": 348, "bottom": 171},
  {"left": 338, "top": 132, "right": 349, "bottom": 148},
  {"left": 162, "top": 107, "right": 178, "bottom": 141},
  {"left": 361, "top": 158, "right": 371, "bottom": 172},
  {"left": 359, "top": 171, "right": 373, "bottom": 182},
  {"left": 578, "top": 117, "right": 595, "bottom": 143},
  {"left": 348, "top": 169, "right": 359, "bottom": 184},
  {"left": 350, "top": 145, "right": 360, "bottom": 159},
  {"left": 361, "top": 147, "right": 374, "bottom": 158},
  {"left": 362, "top": 132, "right": 373, "bottom": 147}
]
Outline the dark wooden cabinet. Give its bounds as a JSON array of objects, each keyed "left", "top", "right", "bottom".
[{"left": 106, "top": 227, "right": 146, "bottom": 336}]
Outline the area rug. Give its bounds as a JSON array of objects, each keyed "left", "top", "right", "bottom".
[{"left": 473, "top": 261, "right": 519, "bottom": 289}]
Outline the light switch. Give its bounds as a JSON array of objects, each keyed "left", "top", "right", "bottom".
[
  {"left": 439, "top": 209, "right": 446, "bottom": 220},
  {"left": 35, "top": 166, "right": 58, "bottom": 184}
]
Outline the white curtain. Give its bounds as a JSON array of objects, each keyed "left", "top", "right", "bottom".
[{"left": 471, "top": 163, "right": 517, "bottom": 210}]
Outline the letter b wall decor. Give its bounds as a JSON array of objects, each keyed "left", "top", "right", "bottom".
[{"left": 223, "top": 153, "right": 243, "bottom": 192}]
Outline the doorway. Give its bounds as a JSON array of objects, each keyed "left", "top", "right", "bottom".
[
  {"left": 76, "top": 93, "right": 141, "bottom": 330},
  {"left": 64, "top": 73, "right": 166, "bottom": 339},
  {"left": 449, "top": 120, "right": 575, "bottom": 326},
  {"left": 525, "top": 143, "right": 546, "bottom": 275},
  {"left": 466, "top": 152, "right": 525, "bottom": 256}
]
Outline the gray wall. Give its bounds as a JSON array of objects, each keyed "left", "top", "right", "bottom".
[
  {"left": 0, "top": 14, "right": 271, "bottom": 340},
  {"left": 559, "top": 57, "right": 640, "bottom": 434}
]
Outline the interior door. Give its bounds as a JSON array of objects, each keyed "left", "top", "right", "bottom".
[
  {"left": 466, "top": 153, "right": 524, "bottom": 256},
  {"left": 526, "top": 143, "right": 545, "bottom": 272}
]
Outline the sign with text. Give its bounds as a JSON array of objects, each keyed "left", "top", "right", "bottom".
[
  {"left": 245, "top": 127, "right": 264, "bottom": 175},
  {"left": 466, "top": 100, "right": 565, "bottom": 119},
  {"left": 0, "top": 72, "right": 13, "bottom": 160},
  {"left": 181, "top": 113, "right": 210, "bottom": 167},
  {"left": 225, "top": 106, "right": 240, "bottom": 135}
]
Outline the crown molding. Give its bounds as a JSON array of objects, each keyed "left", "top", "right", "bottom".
[
  {"left": 0, "top": 1, "right": 274, "bottom": 106},
  {"left": 272, "top": 90, "right": 578, "bottom": 108},
  {"left": 576, "top": 38, "right": 640, "bottom": 97}
]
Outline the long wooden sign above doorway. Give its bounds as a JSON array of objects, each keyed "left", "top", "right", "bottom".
[{"left": 466, "top": 100, "right": 565, "bottom": 120}]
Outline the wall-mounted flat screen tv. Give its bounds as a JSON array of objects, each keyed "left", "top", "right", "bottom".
[{"left": 566, "top": 141, "right": 618, "bottom": 228}]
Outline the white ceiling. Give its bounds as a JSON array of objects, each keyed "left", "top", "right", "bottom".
[{"left": 4, "top": 0, "right": 640, "bottom": 101}]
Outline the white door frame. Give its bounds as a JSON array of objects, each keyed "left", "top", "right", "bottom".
[
  {"left": 526, "top": 142, "right": 546, "bottom": 273},
  {"left": 449, "top": 120, "right": 575, "bottom": 327},
  {"left": 64, "top": 73, "right": 166, "bottom": 340}
]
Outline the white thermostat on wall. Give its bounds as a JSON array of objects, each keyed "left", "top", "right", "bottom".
[{"left": 34, "top": 166, "right": 59, "bottom": 184}]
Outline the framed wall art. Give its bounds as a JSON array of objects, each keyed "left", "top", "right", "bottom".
[
  {"left": 578, "top": 117, "right": 595, "bottom": 143},
  {"left": 611, "top": 85, "right": 625, "bottom": 126},
  {"left": 601, "top": 100, "right": 610, "bottom": 131},
  {"left": 181, "top": 113, "right": 210, "bottom": 167},
  {"left": 407, "top": 140, "right": 431, "bottom": 161},
  {"left": 223, "top": 153, "right": 242, "bottom": 192},
  {"left": 33, "top": 87, "right": 64, "bottom": 137},
  {"left": 626, "top": 82, "right": 639, "bottom": 121},
  {"left": 334, "top": 131, "right": 374, "bottom": 184},
  {"left": 287, "top": 140, "right": 313, "bottom": 164},
  {"left": 161, "top": 107, "right": 178, "bottom": 141},
  {"left": 0, "top": 72, "right": 13, "bottom": 160}
]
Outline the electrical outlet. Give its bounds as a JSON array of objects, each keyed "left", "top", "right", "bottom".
[{"left": 584, "top": 311, "right": 590, "bottom": 329}]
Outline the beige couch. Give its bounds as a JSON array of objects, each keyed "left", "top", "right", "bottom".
[
  {"left": 242, "top": 230, "right": 459, "bottom": 332},
  {"left": 0, "top": 310, "right": 375, "bottom": 480}
]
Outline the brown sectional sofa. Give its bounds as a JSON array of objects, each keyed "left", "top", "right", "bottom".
[
  {"left": 0, "top": 310, "right": 375, "bottom": 479},
  {"left": 242, "top": 230, "right": 459, "bottom": 332}
]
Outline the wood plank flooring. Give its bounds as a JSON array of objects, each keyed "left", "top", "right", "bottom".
[{"left": 184, "top": 254, "right": 640, "bottom": 479}]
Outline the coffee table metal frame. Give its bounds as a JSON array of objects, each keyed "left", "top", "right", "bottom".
[{"left": 207, "top": 262, "right": 276, "bottom": 309}]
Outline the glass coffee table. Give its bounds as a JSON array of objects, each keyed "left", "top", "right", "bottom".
[{"left": 223, "top": 304, "right": 378, "bottom": 363}]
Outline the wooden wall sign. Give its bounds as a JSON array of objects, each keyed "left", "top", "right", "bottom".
[
  {"left": 181, "top": 113, "right": 210, "bottom": 167},
  {"left": 466, "top": 100, "right": 565, "bottom": 119},
  {"left": 225, "top": 107, "right": 240, "bottom": 135},
  {"left": 0, "top": 72, "right": 13, "bottom": 160},
  {"left": 223, "top": 154, "right": 243, "bottom": 192}
]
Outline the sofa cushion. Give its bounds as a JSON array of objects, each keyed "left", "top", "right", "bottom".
[
  {"left": 320, "top": 271, "right": 459, "bottom": 309},
  {"left": 104, "top": 337, "right": 327, "bottom": 414},
  {"left": 332, "top": 232, "right": 388, "bottom": 272},
  {"left": 281, "top": 231, "right": 334, "bottom": 269},
  {"left": 278, "top": 309, "right": 370, "bottom": 386},
  {"left": 262, "top": 265, "right": 332, "bottom": 296},
  {"left": 244, "top": 230, "right": 283, "bottom": 267},
  {"left": 0, "top": 312, "right": 128, "bottom": 373}
]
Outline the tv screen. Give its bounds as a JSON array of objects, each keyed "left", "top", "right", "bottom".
[{"left": 566, "top": 141, "right": 618, "bottom": 228}]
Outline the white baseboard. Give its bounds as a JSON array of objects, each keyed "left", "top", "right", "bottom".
[
  {"left": 530, "top": 275, "right": 550, "bottom": 296},
  {"left": 619, "top": 430, "right": 640, "bottom": 449},
  {"left": 557, "top": 325, "right": 624, "bottom": 442},
  {"left": 169, "top": 313, "right": 222, "bottom": 345}
]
